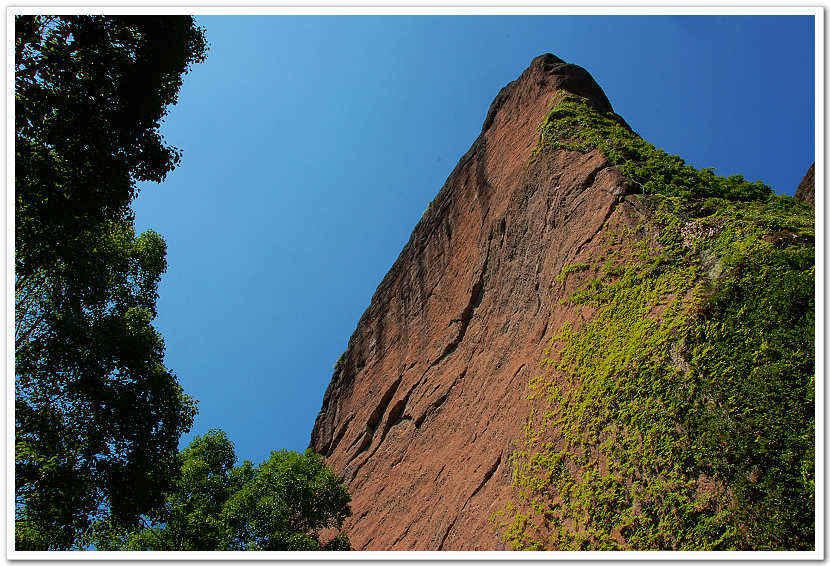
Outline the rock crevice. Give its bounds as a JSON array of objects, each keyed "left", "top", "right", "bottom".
[{"left": 310, "top": 53, "right": 645, "bottom": 550}]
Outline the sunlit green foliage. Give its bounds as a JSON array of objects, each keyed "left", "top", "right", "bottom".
[
  {"left": 89, "top": 431, "right": 352, "bottom": 551},
  {"left": 532, "top": 94, "right": 772, "bottom": 201},
  {"left": 495, "top": 96, "right": 814, "bottom": 550}
]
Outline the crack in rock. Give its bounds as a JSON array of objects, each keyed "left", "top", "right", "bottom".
[{"left": 438, "top": 451, "right": 503, "bottom": 550}]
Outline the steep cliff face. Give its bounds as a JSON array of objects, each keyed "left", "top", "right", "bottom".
[
  {"left": 311, "top": 54, "right": 629, "bottom": 549},
  {"left": 311, "top": 54, "right": 815, "bottom": 551},
  {"left": 796, "top": 163, "right": 815, "bottom": 206}
]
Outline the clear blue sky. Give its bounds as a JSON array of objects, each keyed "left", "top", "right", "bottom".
[{"left": 131, "top": 15, "right": 816, "bottom": 465}]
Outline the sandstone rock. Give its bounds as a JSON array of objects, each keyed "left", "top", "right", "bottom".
[
  {"left": 795, "top": 162, "right": 815, "bottom": 207},
  {"left": 310, "top": 54, "right": 648, "bottom": 550}
]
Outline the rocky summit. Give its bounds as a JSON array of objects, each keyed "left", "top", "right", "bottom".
[
  {"left": 796, "top": 163, "right": 815, "bottom": 207},
  {"left": 311, "top": 54, "right": 815, "bottom": 551}
]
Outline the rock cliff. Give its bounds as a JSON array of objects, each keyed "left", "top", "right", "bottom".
[
  {"left": 311, "top": 54, "right": 815, "bottom": 551},
  {"left": 796, "top": 163, "right": 815, "bottom": 207}
]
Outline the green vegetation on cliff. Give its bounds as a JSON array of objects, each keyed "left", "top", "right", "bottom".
[{"left": 495, "top": 95, "right": 814, "bottom": 550}]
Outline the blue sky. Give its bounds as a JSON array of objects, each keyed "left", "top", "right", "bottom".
[{"left": 131, "top": 15, "right": 816, "bottom": 465}]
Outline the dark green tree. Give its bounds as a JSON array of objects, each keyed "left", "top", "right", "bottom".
[
  {"left": 92, "top": 431, "right": 352, "bottom": 551},
  {"left": 15, "top": 15, "right": 207, "bottom": 549},
  {"left": 15, "top": 15, "right": 207, "bottom": 279}
]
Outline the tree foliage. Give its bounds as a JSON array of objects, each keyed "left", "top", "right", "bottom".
[
  {"left": 91, "top": 431, "right": 352, "bottom": 551},
  {"left": 16, "top": 15, "right": 207, "bottom": 278},
  {"left": 15, "top": 15, "right": 207, "bottom": 550}
]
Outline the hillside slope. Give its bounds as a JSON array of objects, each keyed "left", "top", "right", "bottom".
[{"left": 310, "top": 54, "right": 815, "bottom": 550}]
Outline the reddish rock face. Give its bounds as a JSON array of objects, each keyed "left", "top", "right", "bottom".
[
  {"left": 310, "top": 54, "right": 646, "bottom": 550},
  {"left": 795, "top": 162, "right": 815, "bottom": 207}
]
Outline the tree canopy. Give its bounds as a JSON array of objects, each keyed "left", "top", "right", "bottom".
[
  {"left": 15, "top": 15, "right": 207, "bottom": 550},
  {"left": 91, "top": 431, "right": 353, "bottom": 551},
  {"left": 15, "top": 15, "right": 207, "bottom": 279}
]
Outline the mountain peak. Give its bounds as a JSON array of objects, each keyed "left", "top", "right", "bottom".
[
  {"left": 310, "top": 53, "right": 635, "bottom": 549},
  {"left": 482, "top": 53, "right": 613, "bottom": 134},
  {"left": 310, "top": 53, "right": 814, "bottom": 551}
]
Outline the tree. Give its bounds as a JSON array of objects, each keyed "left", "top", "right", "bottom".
[
  {"left": 223, "top": 448, "right": 352, "bottom": 550},
  {"left": 92, "top": 431, "right": 353, "bottom": 551},
  {"left": 15, "top": 15, "right": 207, "bottom": 549},
  {"left": 15, "top": 15, "right": 207, "bottom": 280},
  {"left": 15, "top": 219, "right": 197, "bottom": 550}
]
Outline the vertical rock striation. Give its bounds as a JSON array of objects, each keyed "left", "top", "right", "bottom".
[
  {"left": 310, "top": 54, "right": 643, "bottom": 550},
  {"left": 310, "top": 53, "right": 814, "bottom": 551}
]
